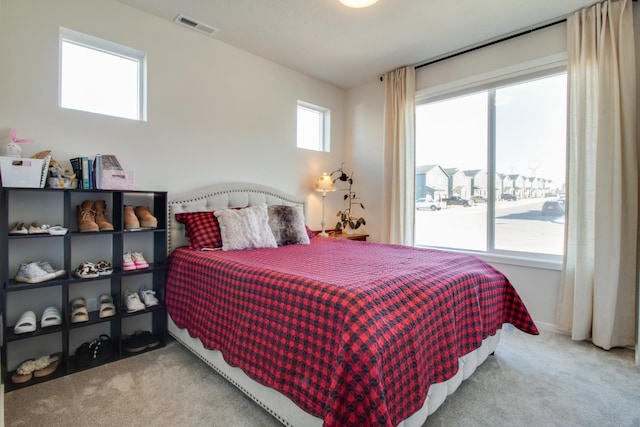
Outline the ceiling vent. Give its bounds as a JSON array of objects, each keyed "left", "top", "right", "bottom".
[{"left": 174, "top": 14, "right": 219, "bottom": 36}]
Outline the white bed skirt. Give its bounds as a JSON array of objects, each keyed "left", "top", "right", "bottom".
[{"left": 168, "top": 315, "right": 502, "bottom": 427}]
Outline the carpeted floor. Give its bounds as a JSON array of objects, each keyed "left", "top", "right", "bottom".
[{"left": 4, "top": 328, "right": 640, "bottom": 427}]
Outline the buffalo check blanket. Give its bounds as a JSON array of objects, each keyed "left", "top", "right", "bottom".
[{"left": 166, "top": 237, "right": 538, "bottom": 426}]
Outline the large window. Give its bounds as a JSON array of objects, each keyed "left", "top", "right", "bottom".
[
  {"left": 60, "top": 28, "right": 146, "bottom": 121},
  {"left": 297, "top": 101, "right": 330, "bottom": 152},
  {"left": 414, "top": 71, "right": 567, "bottom": 258}
]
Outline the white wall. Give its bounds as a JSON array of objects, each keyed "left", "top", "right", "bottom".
[{"left": 0, "top": 0, "right": 347, "bottom": 230}]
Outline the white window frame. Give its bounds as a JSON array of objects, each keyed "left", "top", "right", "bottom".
[
  {"left": 297, "top": 101, "right": 330, "bottom": 152},
  {"left": 414, "top": 56, "right": 567, "bottom": 269},
  {"left": 59, "top": 27, "right": 147, "bottom": 121}
]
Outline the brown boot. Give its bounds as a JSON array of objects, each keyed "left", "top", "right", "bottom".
[
  {"left": 135, "top": 206, "right": 158, "bottom": 229},
  {"left": 77, "top": 200, "right": 99, "bottom": 232},
  {"left": 124, "top": 205, "right": 140, "bottom": 230},
  {"left": 93, "top": 200, "right": 114, "bottom": 231}
]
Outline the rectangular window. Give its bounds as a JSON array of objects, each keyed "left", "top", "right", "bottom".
[
  {"left": 59, "top": 28, "right": 146, "bottom": 121},
  {"left": 297, "top": 101, "right": 330, "bottom": 152},
  {"left": 415, "top": 71, "right": 566, "bottom": 258}
]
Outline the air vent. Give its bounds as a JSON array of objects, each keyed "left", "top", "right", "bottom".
[{"left": 174, "top": 14, "right": 219, "bottom": 36}]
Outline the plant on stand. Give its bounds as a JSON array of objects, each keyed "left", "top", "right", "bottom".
[{"left": 331, "top": 163, "right": 366, "bottom": 234}]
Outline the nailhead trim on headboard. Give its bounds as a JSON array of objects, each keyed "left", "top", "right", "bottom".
[{"left": 167, "top": 183, "right": 306, "bottom": 253}]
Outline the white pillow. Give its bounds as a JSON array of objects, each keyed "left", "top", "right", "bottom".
[{"left": 214, "top": 204, "right": 278, "bottom": 251}]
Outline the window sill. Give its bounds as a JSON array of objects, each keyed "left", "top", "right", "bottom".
[{"left": 416, "top": 245, "right": 563, "bottom": 271}]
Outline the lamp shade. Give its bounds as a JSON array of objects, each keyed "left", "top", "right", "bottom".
[{"left": 315, "top": 173, "right": 336, "bottom": 192}]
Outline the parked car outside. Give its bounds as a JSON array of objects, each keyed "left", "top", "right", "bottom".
[
  {"left": 444, "top": 196, "right": 474, "bottom": 207},
  {"left": 501, "top": 193, "right": 518, "bottom": 201},
  {"left": 542, "top": 199, "right": 565, "bottom": 216},
  {"left": 471, "top": 195, "right": 487, "bottom": 204},
  {"left": 416, "top": 197, "right": 443, "bottom": 211}
]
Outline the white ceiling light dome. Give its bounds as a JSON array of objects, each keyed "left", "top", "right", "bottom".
[{"left": 339, "top": 0, "right": 379, "bottom": 8}]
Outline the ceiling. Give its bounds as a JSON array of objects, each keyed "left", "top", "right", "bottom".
[{"left": 117, "top": 0, "right": 597, "bottom": 89}]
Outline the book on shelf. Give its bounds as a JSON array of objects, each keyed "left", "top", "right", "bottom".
[{"left": 69, "top": 157, "right": 89, "bottom": 189}]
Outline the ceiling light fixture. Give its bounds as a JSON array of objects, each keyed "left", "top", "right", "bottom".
[{"left": 339, "top": 0, "right": 379, "bottom": 8}]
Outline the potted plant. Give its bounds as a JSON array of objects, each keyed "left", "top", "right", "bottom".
[{"left": 330, "top": 163, "right": 366, "bottom": 234}]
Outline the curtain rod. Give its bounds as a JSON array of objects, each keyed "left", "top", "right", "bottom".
[
  {"left": 381, "top": 0, "right": 636, "bottom": 80},
  {"left": 414, "top": 18, "right": 565, "bottom": 70}
]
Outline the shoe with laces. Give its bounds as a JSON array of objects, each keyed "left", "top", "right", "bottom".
[
  {"left": 77, "top": 200, "right": 99, "bottom": 232},
  {"left": 123, "top": 290, "right": 146, "bottom": 313},
  {"left": 93, "top": 200, "right": 114, "bottom": 231},
  {"left": 131, "top": 251, "right": 149, "bottom": 269},
  {"left": 139, "top": 285, "right": 159, "bottom": 307},
  {"left": 36, "top": 261, "right": 66, "bottom": 279}
]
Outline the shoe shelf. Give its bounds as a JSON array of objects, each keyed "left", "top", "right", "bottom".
[{"left": 1, "top": 187, "right": 168, "bottom": 392}]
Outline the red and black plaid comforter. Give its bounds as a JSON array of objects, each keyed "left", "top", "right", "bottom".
[{"left": 166, "top": 238, "right": 538, "bottom": 426}]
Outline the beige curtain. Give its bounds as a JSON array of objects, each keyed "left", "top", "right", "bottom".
[
  {"left": 383, "top": 66, "right": 415, "bottom": 245},
  {"left": 558, "top": 0, "right": 637, "bottom": 350}
]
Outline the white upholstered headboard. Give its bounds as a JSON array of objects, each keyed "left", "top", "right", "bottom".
[{"left": 167, "top": 182, "right": 306, "bottom": 253}]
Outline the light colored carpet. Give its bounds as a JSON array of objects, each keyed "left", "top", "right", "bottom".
[{"left": 4, "top": 328, "right": 640, "bottom": 427}]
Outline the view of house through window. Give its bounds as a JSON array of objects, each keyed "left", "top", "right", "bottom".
[
  {"left": 60, "top": 28, "right": 146, "bottom": 121},
  {"left": 297, "top": 101, "right": 330, "bottom": 152},
  {"left": 414, "top": 72, "right": 567, "bottom": 257}
]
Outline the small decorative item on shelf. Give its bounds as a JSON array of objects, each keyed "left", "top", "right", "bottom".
[
  {"left": 330, "top": 163, "right": 366, "bottom": 234},
  {"left": 4, "top": 128, "right": 33, "bottom": 158}
]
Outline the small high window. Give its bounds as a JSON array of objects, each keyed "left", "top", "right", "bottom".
[
  {"left": 59, "top": 27, "right": 146, "bottom": 121},
  {"left": 297, "top": 101, "right": 330, "bottom": 152}
]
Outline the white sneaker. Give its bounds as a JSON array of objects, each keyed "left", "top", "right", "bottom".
[
  {"left": 123, "top": 290, "right": 145, "bottom": 313},
  {"left": 138, "top": 285, "right": 159, "bottom": 307}
]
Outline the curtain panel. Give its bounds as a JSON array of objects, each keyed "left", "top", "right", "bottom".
[
  {"left": 558, "top": 0, "right": 637, "bottom": 350},
  {"left": 383, "top": 66, "right": 416, "bottom": 246}
]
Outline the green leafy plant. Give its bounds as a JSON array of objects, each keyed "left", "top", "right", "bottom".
[{"left": 331, "top": 163, "right": 366, "bottom": 232}]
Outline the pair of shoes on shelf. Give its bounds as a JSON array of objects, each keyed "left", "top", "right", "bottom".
[
  {"left": 9, "top": 222, "right": 46, "bottom": 235},
  {"left": 11, "top": 352, "right": 63, "bottom": 384},
  {"left": 74, "top": 260, "right": 113, "bottom": 278},
  {"left": 13, "top": 306, "right": 63, "bottom": 335},
  {"left": 75, "top": 334, "right": 113, "bottom": 368},
  {"left": 14, "top": 261, "right": 66, "bottom": 284},
  {"left": 123, "top": 285, "right": 158, "bottom": 312},
  {"left": 122, "top": 330, "right": 160, "bottom": 353},
  {"left": 77, "top": 200, "right": 114, "bottom": 232},
  {"left": 124, "top": 205, "right": 158, "bottom": 230},
  {"left": 123, "top": 251, "right": 149, "bottom": 271}
]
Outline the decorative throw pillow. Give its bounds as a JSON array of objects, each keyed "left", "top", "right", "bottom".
[
  {"left": 268, "top": 205, "right": 310, "bottom": 246},
  {"left": 214, "top": 204, "right": 278, "bottom": 251},
  {"left": 175, "top": 211, "right": 222, "bottom": 250}
]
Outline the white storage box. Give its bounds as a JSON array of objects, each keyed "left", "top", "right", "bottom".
[
  {"left": 101, "top": 169, "right": 135, "bottom": 190},
  {"left": 0, "top": 156, "right": 50, "bottom": 188}
]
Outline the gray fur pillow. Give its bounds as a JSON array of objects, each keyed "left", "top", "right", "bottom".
[
  {"left": 214, "top": 204, "right": 277, "bottom": 251},
  {"left": 267, "top": 205, "right": 310, "bottom": 246}
]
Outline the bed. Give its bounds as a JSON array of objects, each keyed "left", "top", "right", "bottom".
[{"left": 165, "top": 182, "right": 539, "bottom": 427}]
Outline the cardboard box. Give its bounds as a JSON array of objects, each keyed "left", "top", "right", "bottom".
[
  {"left": 101, "top": 169, "right": 135, "bottom": 190},
  {"left": 0, "top": 156, "right": 50, "bottom": 188}
]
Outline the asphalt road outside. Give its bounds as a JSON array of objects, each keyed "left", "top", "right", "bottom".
[{"left": 415, "top": 198, "right": 565, "bottom": 255}]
